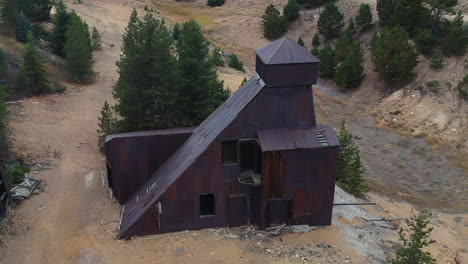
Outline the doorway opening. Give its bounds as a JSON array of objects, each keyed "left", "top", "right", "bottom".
[
  {"left": 199, "top": 193, "right": 215, "bottom": 217},
  {"left": 238, "top": 139, "right": 262, "bottom": 185}
]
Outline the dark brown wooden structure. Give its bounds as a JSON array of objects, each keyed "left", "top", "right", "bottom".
[
  {"left": 106, "top": 38, "right": 339, "bottom": 238},
  {"left": 0, "top": 164, "right": 11, "bottom": 225}
]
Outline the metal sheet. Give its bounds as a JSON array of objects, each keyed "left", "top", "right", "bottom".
[{"left": 256, "top": 38, "right": 319, "bottom": 65}]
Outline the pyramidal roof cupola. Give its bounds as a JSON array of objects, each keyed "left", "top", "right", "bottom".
[{"left": 255, "top": 37, "right": 320, "bottom": 88}]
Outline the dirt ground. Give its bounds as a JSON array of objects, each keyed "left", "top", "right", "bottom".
[{"left": 0, "top": 0, "right": 467, "bottom": 263}]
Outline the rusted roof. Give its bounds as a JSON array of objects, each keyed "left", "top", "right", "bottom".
[
  {"left": 257, "top": 126, "right": 339, "bottom": 152},
  {"left": 256, "top": 37, "right": 320, "bottom": 65},
  {"left": 119, "top": 74, "right": 266, "bottom": 236},
  {"left": 105, "top": 127, "right": 195, "bottom": 142}
]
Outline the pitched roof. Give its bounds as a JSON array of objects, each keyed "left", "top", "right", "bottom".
[
  {"left": 256, "top": 37, "right": 320, "bottom": 65},
  {"left": 105, "top": 127, "right": 195, "bottom": 142},
  {"left": 119, "top": 74, "right": 266, "bottom": 237},
  {"left": 257, "top": 126, "right": 339, "bottom": 152}
]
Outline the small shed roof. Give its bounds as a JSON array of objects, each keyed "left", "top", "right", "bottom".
[
  {"left": 257, "top": 126, "right": 339, "bottom": 152},
  {"left": 256, "top": 37, "right": 320, "bottom": 65}
]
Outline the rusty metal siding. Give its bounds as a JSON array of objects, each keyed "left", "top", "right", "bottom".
[
  {"left": 105, "top": 128, "right": 194, "bottom": 204},
  {"left": 260, "top": 63, "right": 319, "bottom": 88}
]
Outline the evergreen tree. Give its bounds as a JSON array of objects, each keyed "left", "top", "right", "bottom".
[
  {"left": 283, "top": 0, "right": 300, "bottom": 22},
  {"left": 207, "top": 0, "right": 225, "bottom": 7},
  {"left": 392, "top": 210, "right": 435, "bottom": 264},
  {"left": 344, "top": 20, "right": 356, "bottom": 39},
  {"left": 311, "top": 33, "right": 320, "bottom": 56},
  {"left": 49, "top": 0, "right": 69, "bottom": 57},
  {"left": 318, "top": 3, "right": 344, "bottom": 39},
  {"left": 312, "top": 33, "right": 320, "bottom": 48},
  {"left": 0, "top": 85, "right": 8, "bottom": 157},
  {"left": 172, "top": 23, "right": 180, "bottom": 40},
  {"left": 426, "top": 0, "right": 458, "bottom": 25},
  {"left": 0, "top": 0, "right": 19, "bottom": 26},
  {"left": 176, "top": 20, "right": 230, "bottom": 126},
  {"left": 414, "top": 28, "right": 437, "bottom": 54},
  {"left": 441, "top": 11, "right": 467, "bottom": 56},
  {"left": 65, "top": 12, "right": 93, "bottom": 82},
  {"left": 371, "top": 27, "right": 419, "bottom": 81},
  {"left": 335, "top": 41, "right": 365, "bottom": 89},
  {"left": 335, "top": 33, "right": 351, "bottom": 61},
  {"left": 377, "top": 0, "right": 395, "bottom": 26},
  {"left": 16, "top": 11, "right": 31, "bottom": 43},
  {"left": 318, "top": 43, "right": 337, "bottom": 78},
  {"left": 355, "top": 3, "right": 373, "bottom": 32},
  {"left": 97, "top": 101, "right": 116, "bottom": 147},
  {"left": 19, "top": 33, "right": 49, "bottom": 94},
  {"left": 209, "top": 47, "right": 224, "bottom": 67},
  {"left": 430, "top": 49, "right": 445, "bottom": 69},
  {"left": 91, "top": 26, "right": 103, "bottom": 51},
  {"left": 228, "top": 53, "right": 245, "bottom": 72},
  {"left": 337, "top": 120, "right": 369, "bottom": 196},
  {"left": 114, "top": 10, "right": 180, "bottom": 131},
  {"left": 0, "top": 49, "right": 6, "bottom": 80},
  {"left": 297, "top": 37, "right": 306, "bottom": 48},
  {"left": 392, "top": 0, "right": 431, "bottom": 36},
  {"left": 262, "top": 4, "right": 288, "bottom": 39},
  {"left": 20, "top": 0, "right": 51, "bottom": 21}
]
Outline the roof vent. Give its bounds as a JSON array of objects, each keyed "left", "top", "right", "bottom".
[{"left": 317, "top": 132, "right": 328, "bottom": 147}]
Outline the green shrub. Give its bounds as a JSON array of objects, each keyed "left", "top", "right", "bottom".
[
  {"left": 457, "top": 75, "right": 468, "bottom": 99},
  {"left": 426, "top": 80, "right": 440, "bottom": 94},
  {"left": 430, "top": 49, "right": 445, "bottom": 69},
  {"left": 228, "top": 53, "right": 244, "bottom": 72},
  {"left": 210, "top": 47, "right": 225, "bottom": 67},
  {"left": 6, "top": 162, "right": 30, "bottom": 185},
  {"left": 207, "top": 0, "right": 225, "bottom": 7},
  {"left": 414, "top": 28, "right": 437, "bottom": 54}
]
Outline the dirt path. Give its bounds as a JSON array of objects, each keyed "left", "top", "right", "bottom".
[{"left": 0, "top": 0, "right": 466, "bottom": 263}]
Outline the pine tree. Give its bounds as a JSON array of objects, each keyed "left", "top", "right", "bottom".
[
  {"left": 262, "top": 4, "right": 288, "bottom": 39},
  {"left": 430, "top": 49, "right": 445, "bottom": 69},
  {"left": 391, "top": 0, "right": 431, "bottom": 36},
  {"left": 441, "top": 11, "right": 467, "bottom": 56},
  {"left": 16, "top": 11, "right": 31, "bottom": 43},
  {"left": 335, "top": 41, "right": 365, "bottom": 89},
  {"left": 414, "top": 28, "right": 437, "bottom": 54},
  {"left": 114, "top": 10, "right": 181, "bottom": 131},
  {"left": 344, "top": 20, "right": 356, "bottom": 39},
  {"left": 19, "top": 33, "right": 49, "bottom": 94},
  {"left": 283, "top": 0, "right": 300, "bottom": 22},
  {"left": 377, "top": 0, "right": 395, "bottom": 26},
  {"left": 97, "top": 101, "right": 116, "bottom": 147},
  {"left": 0, "top": 49, "right": 6, "bottom": 80},
  {"left": 371, "top": 27, "right": 419, "bottom": 81},
  {"left": 65, "top": 12, "right": 93, "bottom": 82},
  {"left": 318, "top": 3, "right": 344, "bottom": 39},
  {"left": 335, "top": 33, "right": 351, "bottom": 61},
  {"left": 177, "top": 20, "right": 230, "bottom": 126},
  {"left": 49, "top": 0, "right": 69, "bottom": 57},
  {"left": 337, "top": 120, "right": 369, "bottom": 196},
  {"left": 91, "top": 26, "right": 103, "bottom": 51},
  {"left": 392, "top": 210, "right": 435, "bottom": 264},
  {"left": 297, "top": 37, "right": 306, "bottom": 48},
  {"left": 426, "top": 0, "right": 458, "bottom": 25},
  {"left": 172, "top": 23, "right": 180, "bottom": 40},
  {"left": 311, "top": 33, "right": 320, "bottom": 56},
  {"left": 318, "top": 43, "right": 337, "bottom": 78},
  {"left": 355, "top": 3, "right": 373, "bottom": 32},
  {"left": 19, "top": 0, "right": 51, "bottom": 22},
  {"left": 0, "top": 0, "right": 19, "bottom": 26}
]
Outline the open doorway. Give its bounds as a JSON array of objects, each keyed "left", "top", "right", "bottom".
[{"left": 238, "top": 139, "right": 262, "bottom": 185}]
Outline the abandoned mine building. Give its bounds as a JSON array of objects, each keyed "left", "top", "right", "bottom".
[{"left": 105, "top": 37, "right": 340, "bottom": 238}]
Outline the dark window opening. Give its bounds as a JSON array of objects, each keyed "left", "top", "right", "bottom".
[
  {"left": 222, "top": 140, "right": 238, "bottom": 164},
  {"left": 199, "top": 193, "right": 215, "bottom": 216},
  {"left": 240, "top": 140, "right": 262, "bottom": 174}
]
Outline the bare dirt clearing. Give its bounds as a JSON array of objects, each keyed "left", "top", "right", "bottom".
[{"left": 0, "top": 0, "right": 467, "bottom": 263}]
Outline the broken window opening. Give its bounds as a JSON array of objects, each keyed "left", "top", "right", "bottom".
[
  {"left": 199, "top": 193, "right": 215, "bottom": 216},
  {"left": 222, "top": 140, "right": 238, "bottom": 164},
  {"left": 238, "top": 139, "right": 262, "bottom": 185}
]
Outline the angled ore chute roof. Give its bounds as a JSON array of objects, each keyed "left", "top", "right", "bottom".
[
  {"left": 119, "top": 74, "right": 266, "bottom": 238},
  {"left": 256, "top": 37, "right": 320, "bottom": 65}
]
